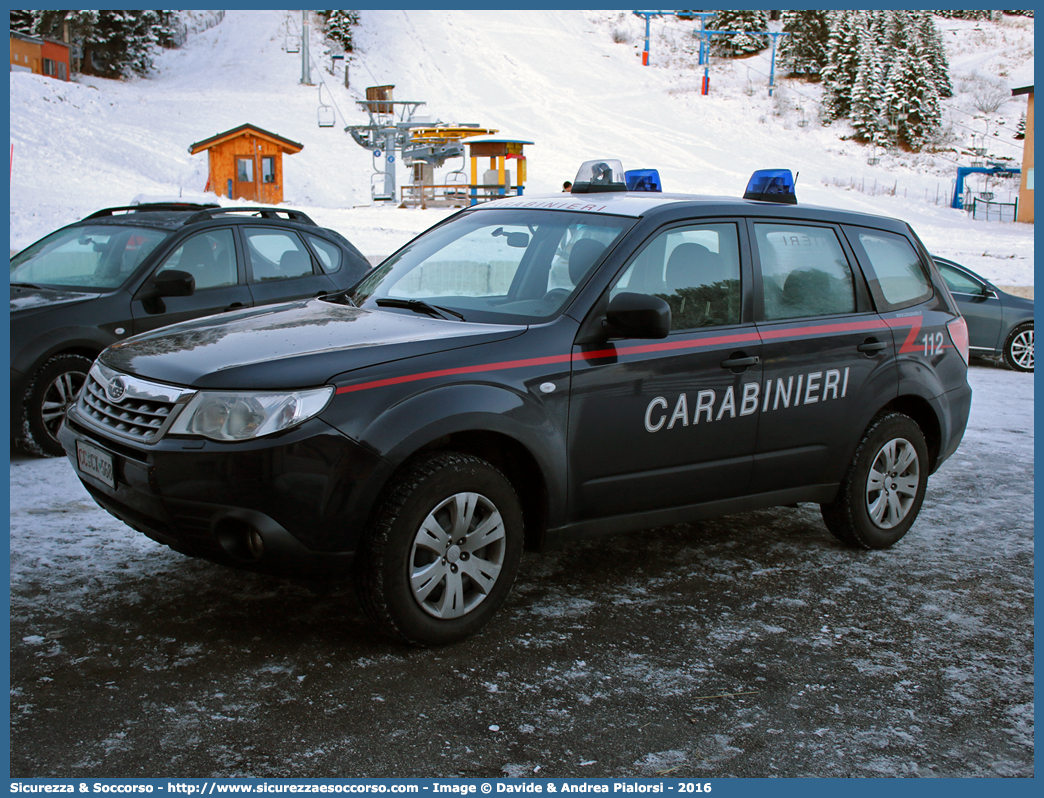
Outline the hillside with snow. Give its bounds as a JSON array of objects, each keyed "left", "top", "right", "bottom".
[{"left": 8, "top": 10, "right": 1035, "bottom": 287}]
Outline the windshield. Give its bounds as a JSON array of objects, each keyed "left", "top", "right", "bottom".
[
  {"left": 351, "top": 209, "right": 634, "bottom": 324},
  {"left": 10, "top": 224, "right": 169, "bottom": 291}
]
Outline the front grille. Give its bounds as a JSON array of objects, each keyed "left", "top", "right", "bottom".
[{"left": 75, "top": 362, "right": 196, "bottom": 444}]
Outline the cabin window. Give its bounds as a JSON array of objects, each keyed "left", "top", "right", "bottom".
[
  {"left": 236, "top": 158, "right": 254, "bottom": 183},
  {"left": 261, "top": 157, "right": 275, "bottom": 184}
]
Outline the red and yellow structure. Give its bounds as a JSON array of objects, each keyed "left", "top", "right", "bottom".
[{"left": 465, "top": 135, "right": 534, "bottom": 205}]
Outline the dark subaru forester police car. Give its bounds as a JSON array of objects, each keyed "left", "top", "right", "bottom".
[{"left": 59, "top": 161, "right": 972, "bottom": 646}]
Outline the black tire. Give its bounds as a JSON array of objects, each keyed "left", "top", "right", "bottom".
[
  {"left": 354, "top": 452, "right": 524, "bottom": 646},
  {"left": 1002, "top": 322, "right": 1033, "bottom": 372},
  {"left": 820, "top": 413, "right": 928, "bottom": 550},
  {"left": 21, "top": 354, "right": 93, "bottom": 457}
]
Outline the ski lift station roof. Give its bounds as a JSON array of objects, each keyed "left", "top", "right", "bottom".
[{"left": 462, "top": 134, "right": 535, "bottom": 146}]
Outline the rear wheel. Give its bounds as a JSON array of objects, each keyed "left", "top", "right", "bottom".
[
  {"left": 821, "top": 413, "right": 928, "bottom": 549},
  {"left": 355, "top": 452, "right": 523, "bottom": 646},
  {"left": 1003, "top": 323, "right": 1033, "bottom": 372},
  {"left": 21, "top": 354, "right": 93, "bottom": 457}
]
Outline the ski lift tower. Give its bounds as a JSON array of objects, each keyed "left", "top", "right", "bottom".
[
  {"left": 346, "top": 85, "right": 427, "bottom": 202},
  {"left": 693, "top": 26, "right": 791, "bottom": 95}
]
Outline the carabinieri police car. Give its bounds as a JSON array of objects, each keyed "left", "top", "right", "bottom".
[{"left": 59, "top": 161, "right": 972, "bottom": 645}]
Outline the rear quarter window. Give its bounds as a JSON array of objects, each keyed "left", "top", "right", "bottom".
[{"left": 846, "top": 227, "right": 933, "bottom": 311}]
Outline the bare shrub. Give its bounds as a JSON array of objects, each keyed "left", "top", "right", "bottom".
[{"left": 970, "top": 75, "right": 1010, "bottom": 115}]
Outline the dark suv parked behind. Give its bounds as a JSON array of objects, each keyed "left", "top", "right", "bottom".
[{"left": 11, "top": 203, "right": 370, "bottom": 455}]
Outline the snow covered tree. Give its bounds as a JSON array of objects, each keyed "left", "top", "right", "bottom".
[
  {"left": 883, "top": 40, "right": 942, "bottom": 150},
  {"left": 709, "top": 10, "right": 768, "bottom": 57},
  {"left": 31, "top": 10, "right": 180, "bottom": 78},
  {"left": 934, "top": 11, "right": 993, "bottom": 20},
  {"left": 1015, "top": 112, "right": 1026, "bottom": 140},
  {"left": 821, "top": 10, "right": 865, "bottom": 120},
  {"left": 849, "top": 39, "right": 886, "bottom": 143},
  {"left": 10, "top": 10, "right": 36, "bottom": 34},
  {"left": 319, "top": 10, "right": 360, "bottom": 52},
  {"left": 779, "top": 10, "right": 830, "bottom": 77},
  {"left": 823, "top": 10, "right": 948, "bottom": 150},
  {"left": 916, "top": 12, "right": 953, "bottom": 98}
]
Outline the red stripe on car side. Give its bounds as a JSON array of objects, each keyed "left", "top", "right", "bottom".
[{"left": 335, "top": 315, "right": 921, "bottom": 395}]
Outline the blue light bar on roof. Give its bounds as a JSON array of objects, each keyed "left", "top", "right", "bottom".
[
  {"left": 744, "top": 169, "right": 797, "bottom": 204},
  {"left": 624, "top": 169, "right": 662, "bottom": 192}
]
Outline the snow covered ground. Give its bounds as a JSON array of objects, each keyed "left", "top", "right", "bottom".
[
  {"left": 8, "top": 10, "right": 1035, "bottom": 288},
  {"left": 8, "top": 361, "right": 1035, "bottom": 777}
]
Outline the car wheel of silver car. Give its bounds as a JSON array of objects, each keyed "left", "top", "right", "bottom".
[
  {"left": 22, "top": 353, "right": 93, "bottom": 458},
  {"left": 1003, "top": 323, "right": 1033, "bottom": 373},
  {"left": 820, "top": 413, "right": 928, "bottom": 550},
  {"left": 355, "top": 452, "right": 524, "bottom": 646}
]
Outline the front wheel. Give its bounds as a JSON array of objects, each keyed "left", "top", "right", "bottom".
[
  {"left": 355, "top": 452, "right": 524, "bottom": 646},
  {"left": 1003, "top": 323, "right": 1033, "bottom": 372},
  {"left": 21, "top": 353, "right": 93, "bottom": 457},
  {"left": 820, "top": 413, "right": 928, "bottom": 549}
]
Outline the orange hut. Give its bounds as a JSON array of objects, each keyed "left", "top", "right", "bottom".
[{"left": 190, "top": 124, "right": 303, "bottom": 204}]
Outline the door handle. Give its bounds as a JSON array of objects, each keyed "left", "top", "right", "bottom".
[
  {"left": 224, "top": 302, "right": 246, "bottom": 312},
  {"left": 857, "top": 339, "right": 888, "bottom": 354},
  {"left": 720, "top": 354, "right": 760, "bottom": 370}
]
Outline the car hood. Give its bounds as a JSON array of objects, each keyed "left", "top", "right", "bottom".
[
  {"left": 999, "top": 288, "right": 1034, "bottom": 311},
  {"left": 10, "top": 285, "right": 99, "bottom": 316},
  {"left": 99, "top": 298, "right": 527, "bottom": 390}
]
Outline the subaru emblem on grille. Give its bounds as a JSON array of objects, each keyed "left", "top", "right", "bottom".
[{"left": 106, "top": 376, "right": 127, "bottom": 403}]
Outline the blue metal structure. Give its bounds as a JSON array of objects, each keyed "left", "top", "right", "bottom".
[
  {"left": 951, "top": 164, "right": 1021, "bottom": 210},
  {"left": 632, "top": 10, "right": 673, "bottom": 66},
  {"left": 695, "top": 29, "right": 791, "bottom": 95}
]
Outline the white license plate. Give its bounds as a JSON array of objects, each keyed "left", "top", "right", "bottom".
[{"left": 76, "top": 440, "right": 116, "bottom": 489}]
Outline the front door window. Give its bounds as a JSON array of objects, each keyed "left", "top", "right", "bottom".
[{"left": 236, "top": 158, "right": 254, "bottom": 183}]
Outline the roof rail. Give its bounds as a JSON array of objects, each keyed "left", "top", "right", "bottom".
[
  {"left": 84, "top": 202, "right": 221, "bottom": 219},
  {"left": 183, "top": 207, "right": 317, "bottom": 226}
]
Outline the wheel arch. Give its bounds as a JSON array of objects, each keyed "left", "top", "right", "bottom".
[
  {"left": 880, "top": 394, "right": 942, "bottom": 472},
  {"left": 353, "top": 383, "right": 561, "bottom": 552},
  {"left": 409, "top": 430, "right": 549, "bottom": 552}
]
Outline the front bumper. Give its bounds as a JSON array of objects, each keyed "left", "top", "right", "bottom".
[{"left": 59, "top": 411, "right": 391, "bottom": 576}]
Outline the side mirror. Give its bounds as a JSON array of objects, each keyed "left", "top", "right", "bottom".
[
  {"left": 148, "top": 269, "right": 196, "bottom": 299},
  {"left": 138, "top": 269, "right": 195, "bottom": 314},
  {"left": 603, "top": 292, "right": 671, "bottom": 339}
]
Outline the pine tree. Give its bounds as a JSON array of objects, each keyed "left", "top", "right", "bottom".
[
  {"left": 916, "top": 12, "right": 953, "bottom": 98},
  {"left": 1015, "top": 112, "right": 1026, "bottom": 140},
  {"left": 821, "top": 11, "right": 865, "bottom": 120},
  {"left": 934, "top": 11, "right": 992, "bottom": 20},
  {"left": 779, "top": 10, "right": 830, "bottom": 77},
  {"left": 710, "top": 10, "right": 768, "bottom": 57},
  {"left": 10, "top": 10, "right": 37, "bottom": 34},
  {"left": 320, "top": 10, "right": 360, "bottom": 52},
  {"left": 32, "top": 10, "right": 179, "bottom": 78},
  {"left": 850, "top": 38, "right": 885, "bottom": 143},
  {"left": 823, "top": 10, "right": 949, "bottom": 151}
]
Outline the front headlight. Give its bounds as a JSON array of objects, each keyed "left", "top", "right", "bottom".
[{"left": 167, "top": 386, "right": 334, "bottom": 442}]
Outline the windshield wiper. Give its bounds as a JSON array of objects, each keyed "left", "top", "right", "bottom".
[
  {"left": 10, "top": 282, "right": 44, "bottom": 290},
  {"left": 376, "top": 297, "right": 465, "bottom": 321}
]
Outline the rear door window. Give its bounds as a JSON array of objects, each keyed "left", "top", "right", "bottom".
[
  {"left": 244, "top": 228, "right": 315, "bottom": 282},
  {"left": 753, "top": 223, "right": 856, "bottom": 320},
  {"left": 845, "top": 227, "right": 933, "bottom": 311}
]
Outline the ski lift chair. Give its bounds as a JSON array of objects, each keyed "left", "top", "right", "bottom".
[
  {"left": 371, "top": 173, "right": 394, "bottom": 202},
  {"left": 318, "top": 85, "right": 335, "bottom": 128}
]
